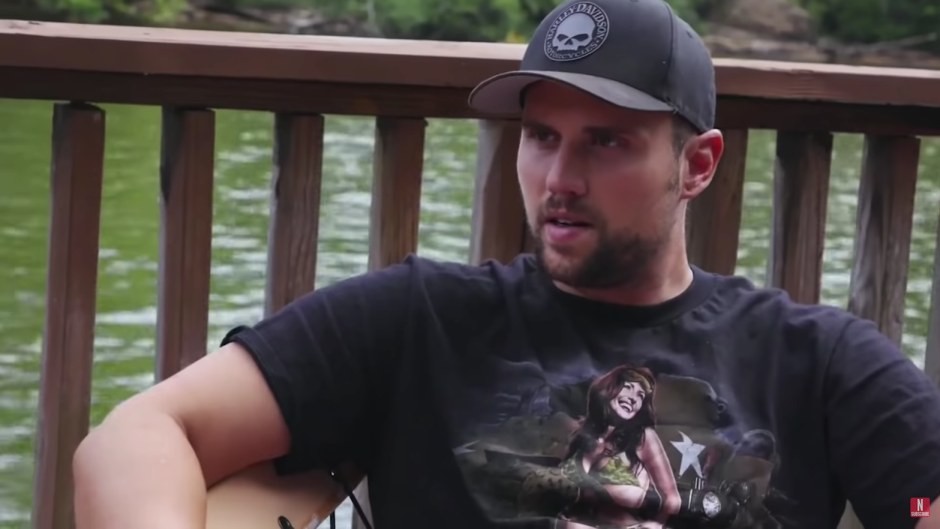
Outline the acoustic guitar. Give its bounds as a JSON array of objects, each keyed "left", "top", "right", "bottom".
[{"left": 205, "top": 462, "right": 365, "bottom": 529}]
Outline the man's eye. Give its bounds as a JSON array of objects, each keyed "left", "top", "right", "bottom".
[
  {"left": 592, "top": 134, "right": 620, "bottom": 148},
  {"left": 526, "top": 128, "right": 556, "bottom": 142}
]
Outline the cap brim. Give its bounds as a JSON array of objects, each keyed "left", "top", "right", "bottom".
[{"left": 468, "top": 70, "right": 675, "bottom": 116}]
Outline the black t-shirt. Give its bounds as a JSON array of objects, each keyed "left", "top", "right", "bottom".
[{"left": 224, "top": 253, "right": 940, "bottom": 529}]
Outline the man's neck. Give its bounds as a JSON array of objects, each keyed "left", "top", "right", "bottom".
[{"left": 553, "top": 243, "right": 694, "bottom": 307}]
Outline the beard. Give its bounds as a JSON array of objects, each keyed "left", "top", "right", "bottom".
[
  {"left": 532, "top": 172, "right": 680, "bottom": 290},
  {"left": 533, "top": 221, "right": 667, "bottom": 289}
]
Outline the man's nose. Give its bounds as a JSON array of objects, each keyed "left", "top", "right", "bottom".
[{"left": 545, "top": 149, "right": 587, "bottom": 197}]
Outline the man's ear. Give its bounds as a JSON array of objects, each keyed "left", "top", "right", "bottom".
[{"left": 681, "top": 129, "right": 724, "bottom": 200}]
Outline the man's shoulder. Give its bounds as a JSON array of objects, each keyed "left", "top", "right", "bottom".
[
  {"left": 389, "top": 252, "right": 538, "bottom": 288},
  {"left": 353, "top": 253, "right": 540, "bottom": 309},
  {"left": 369, "top": 253, "right": 543, "bottom": 328},
  {"left": 703, "top": 270, "right": 862, "bottom": 349}
]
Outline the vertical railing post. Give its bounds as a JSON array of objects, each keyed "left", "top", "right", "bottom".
[
  {"left": 32, "top": 102, "right": 106, "bottom": 529},
  {"left": 840, "top": 134, "right": 920, "bottom": 529},
  {"left": 847, "top": 135, "right": 920, "bottom": 342},
  {"left": 469, "top": 119, "right": 526, "bottom": 265},
  {"left": 353, "top": 115, "right": 427, "bottom": 528},
  {"left": 155, "top": 107, "right": 216, "bottom": 381},
  {"left": 927, "top": 225, "right": 940, "bottom": 385},
  {"left": 265, "top": 113, "right": 325, "bottom": 316},
  {"left": 767, "top": 131, "right": 834, "bottom": 303},
  {"left": 924, "top": 136, "right": 940, "bottom": 386},
  {"left": 366, "top": 117, "right": 427, "bottom": 271}
]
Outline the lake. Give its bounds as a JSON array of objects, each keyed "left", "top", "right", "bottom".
[{"left": 1, "top": 98, "right": 939, "bottom": 527}]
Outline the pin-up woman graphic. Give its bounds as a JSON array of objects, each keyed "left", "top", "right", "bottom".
[{"left": 558, "top": 365, "right": 681, "bottom": 528}]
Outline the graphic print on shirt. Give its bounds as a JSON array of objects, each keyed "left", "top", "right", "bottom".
[{"left": 452, "top": 364, "right": 791, "bottom": 528}]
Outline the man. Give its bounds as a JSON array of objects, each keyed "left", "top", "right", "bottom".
[{"left": 73, "top": 0, "right": 940, "bottom": 527}]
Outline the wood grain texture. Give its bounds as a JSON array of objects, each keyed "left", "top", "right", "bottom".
[
  {"left": 1, "top": 68, "right": 940, "bottom": 136},
  {"left": 1, "top": 20, "right": 940, "bottom": 109},
  {"left": 715, "top": 96, "right": 940, "bottom": 136},
  {"left": 367, "top": 117, "right": 426, "bottom": 270},
  {"left": 687, "top": 129, "right": 749, "bottom": 275},
  {"left": 470, "top": 119, "right": 526, "bottom": 265},
  {"left": 33, "top": 102, "right": 105, "bottom": 529},
  {"left": 767, "top": 131, "right": 833, "bottom": 304},
  {"left": 156, "top": 107, "right": 216, "bottom": 381},
  {"left": 847, "top": 135, "right": 920, "bottom": 344},
  {"left": 265, "top": 113, "right": 324, "bottom": 316}
]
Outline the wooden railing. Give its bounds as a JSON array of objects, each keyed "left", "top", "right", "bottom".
[{"left": 3, "top": 19, "right": 940, "bottom": 529}]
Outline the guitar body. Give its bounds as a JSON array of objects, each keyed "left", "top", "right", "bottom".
[{"left": 205, "top": 462, "right": 364, "bottom": 529}]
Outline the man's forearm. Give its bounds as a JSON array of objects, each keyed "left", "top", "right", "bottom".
[{"left": 73, "top": 405, "right": 207, "bottom": 528}]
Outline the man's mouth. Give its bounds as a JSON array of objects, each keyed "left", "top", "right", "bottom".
[
  {"left": 545, "top": 213, "right": 592, "bottom": 228},
  {"left": 541, "top": 210, "right": 595, "bottom": 246},
  {"left": 549, "top": 219, "right": 591, "bottom": 227}
]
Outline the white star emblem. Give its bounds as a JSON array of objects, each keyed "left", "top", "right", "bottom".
[{"left": 670, "top": 431, "right": 705, "bottom": 478}]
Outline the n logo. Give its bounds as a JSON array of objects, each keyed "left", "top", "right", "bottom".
[{"left": 912, "top": 497, "right": 931, "bottom": 517}]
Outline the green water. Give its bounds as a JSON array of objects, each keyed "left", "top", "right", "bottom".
[{"left": 0, "top": 98, "right": 939, "bottom": 526}]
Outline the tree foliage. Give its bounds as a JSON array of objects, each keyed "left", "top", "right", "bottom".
[
  {"left": 797, "top": 0, "right": 938, "bottom": 44},
  {"left": 32, "top": 0, "right": 185, "bottom": 23},
  {"left": 26, "top": 0, "right": 940, "bottom": 50},
  {"left": 314, "top": 0, "right": 528, "bottom": 42}
]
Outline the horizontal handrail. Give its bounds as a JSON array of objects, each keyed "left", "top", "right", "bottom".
[
  {"left": 3, "top": 19, "right": 940, "bottom": 529},
  {"left": 1, "top": 20, "right": 940, "bottom": 109}
]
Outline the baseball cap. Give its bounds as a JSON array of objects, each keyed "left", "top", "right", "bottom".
[{"left": 468, "top": 0, "right": 716, "bottom": 133}]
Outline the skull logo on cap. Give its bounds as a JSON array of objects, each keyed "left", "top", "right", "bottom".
[
  {"left": 543, "top": 2, "right": 610, "bottom": 61},
  {"left": 552, "top": 13, "right": 596, "bottom": 52}
]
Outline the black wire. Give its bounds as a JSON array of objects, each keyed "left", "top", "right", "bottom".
[
  {"left": 330, "top": 470, "right": 374, "bottom": 529},
  {"left": 276, "top": 470, "right": 371, "bottom": 529}
]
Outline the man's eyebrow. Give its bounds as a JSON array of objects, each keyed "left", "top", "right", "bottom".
[
  {"left": 584, "top": 124, "right": 647, "bottom": 137},
  {"left": 520, "top": 119, "right": 647, "bottom": 137},
  {"left": 520, "top": 118, "right": 553, "bottom": 131}
]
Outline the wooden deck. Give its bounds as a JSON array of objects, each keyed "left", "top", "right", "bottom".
[{"left": 2, "top": 19, "right": 940, "bottom": 529}]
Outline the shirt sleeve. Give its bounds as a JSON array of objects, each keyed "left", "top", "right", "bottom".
[
  {"left": 825, "top": 316, "right": 940, "bottom": 528},
  {"left": 221, "top": 256, "right": 418, "bottom": 475}
]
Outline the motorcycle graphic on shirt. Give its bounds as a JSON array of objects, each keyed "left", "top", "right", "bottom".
[{"left": 453, "top": 364, "right": 792, "bottom": 528}]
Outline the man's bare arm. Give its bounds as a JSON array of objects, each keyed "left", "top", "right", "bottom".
[
  {"left": 918, "top": 498, "right": 940, "bottom": 529},
  {"left": 73, "top": 342, "right": 291, "bottom": 528}
]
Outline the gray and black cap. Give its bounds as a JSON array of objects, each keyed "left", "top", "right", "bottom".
[{"left": 468, "top": 0, "right": 716, "bottom": 133}]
